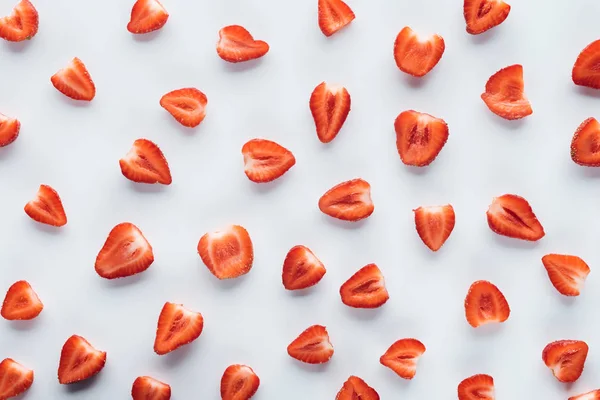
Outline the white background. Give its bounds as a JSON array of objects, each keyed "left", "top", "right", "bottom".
[{"left": 1, "top": 0, "right": 600, "bottom": 398}]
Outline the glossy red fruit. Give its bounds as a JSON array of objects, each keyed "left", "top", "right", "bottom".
[
  {"left": 0, "top": 113, "right": 20, "bottom": 147},
  {"left": 569, "top": 389, "right": 600, "bottom": 400},
  {"left": 394, "top": 110, "right": 449, "bottom": 166},
  {"left": 216, "top": 25, "right": 269, "bottom": 63},
  {"left": 197, "top": 225, "right": 254, "bottom": 280},
  {"left": 318, "top": 0, "right": 355, "bottom": 37},
  {"left": 24, "top": 184, "right": 67, "bottom": 227},
  {"left": 1, "top": 280, "right": 43, "bottom": 320},
  {"left": 310, "top": 82, "right": 351, "bottom": 143},
  {"left": 220, "top": 364, "right": 259, "bottom": 400},
  {"left": 51, "top": 58, "right": 96, "bottom": 101},
  {"left": 414, "top": 204, "right": 455, "bottom": 251},
  {"left": 131, "top": 376, "right": 171, "bottom": 400},
  {"left": 119, "top": 138, "right": 172, "bottom": 185},
  {"left": 0, "top": 0, "right": 38, "bottom": 42},
  {"left": 340, "top": 264, "right": 389, "bottom": 308},
  {"left": 542, "top": 340, "right": 589, "bottom": 383},
  {"left": 335, "top": 376, "right": 380, "bottom": 400},
  {"left": 154, "top": 302, "right": 204, "bottom": 355},
  {"left": 481, "top": 65, "right": 532, "bottom": 120},
  {"left": 486, "top": 194, "right": 544, "bottom": 241},
  {"left": 394, "top": 27, "right": 445, "bottom": 77},
  {"left": 573, "top": 40, "right": 600, "bottom": 89},
  {"left": 319, "top": 178, "right": 373, "bottom": 221},
  {"left": 127, "top": 0, "right": 169, "bottom": 34},
  {"left": 457, "top": 374, "right": 495, "bottom": 400},
  {"left": 287, "top": 325, "right": 334, "bottom": 364},
  {"left": 571, "top": 117, "right": 600, "bottom": 166},
  {"left": 464, "top": 280, "right": 510, "bottom": 328},
  {"left": 464, "top": 0, "right": 511, "bottom": 35},
  {"left": 58, "top": 335, "right": 106, "bottom": 384},
  {"left": 160, "top": 88, "right": 207, "bottom": 128},
  {"left": 0, "top": 358, "right": 34, "bottom": 399},
  {"left": 542, "top": 254, "right": 590, "bottom": 296},
  {"left": 380, "top": 338, "right": 426, "bottom": 380},
  {"left": 282, "top": 245, "right": 326, "bottom": 290},
  {"left": 242, "top": 139, "right": 296, "bottom": 183}
]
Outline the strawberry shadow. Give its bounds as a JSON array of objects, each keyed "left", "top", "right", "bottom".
[
  {"left": 574, "top": 86, "right": 600, "bottom": 99},
  {"left": 468, "top": 28, "right": 501, "bottom": 45},
  {"left": 131, "top": 30, "right": 164, "bottom": 42},
  {"left": 99, "top": 271, "right": 148, "bottom": 288},
  {"left": 55, "top": 92, "right": 93, "bottom": 108},
  {"left": 572, "top": 165, "right": 600, "bottom": 179},
  {"left": 9, "top": 318, "right": 41, "bottom": 331},
  {"left": 484, "top": 109, "right": 528, "bottom": 131},
  {"left": 320, "top": 214, "right": 369, "bottom": 230},
  {"left": 467, "top": 322, "right": 506, "bottom": 337},
  {"left": 342, "top": 304, "right": 385, "bottom": 321},
  {"left": 288, "top": 284, "right": 322, "bottom": 298},
  {"left": 381, "top": 368, "right": 414, "bottom": 390},
  {"left": 403, "top": 165, "right": 430, "bottom": 176},
  {"left": 402, "top": 74, "right": 429, "bottom": 89},
  {"left": 222, "top": 58, "right": 265, "bottom": 73},
  {"left": 490, "top": 232, "right": 540, "bottom": 250},
  {"left": 289, "top": 358, "right": 332, "bottom": 373},
  {"left": 128, "top": 181, "right": 168, "bottom": 193},
  {"left": 63, "top": 373, "right": 103, "bottom": 394},
  {"left": 164, "top": 114, "right": 202, "bottom": 136},
  {"left": 0, "top": 143, "right": 18, "bottom": 161},
  {"left": 209, "top": 271, "right": 249, "bottom": 291},
  {"left": 557, "top": 295, "right": 577, "bottom": 307},
  {"left": 160, "top": 344, "right": 196, "bottom": 367},
  {"left": 3, "top": 40, "right": 33, "bottom": 53},
  {"left": 30, "top": 221, "right": 63, "bottom": 235},
  {"left": 247, "top": 177, "right": 288, "bottom": 194}
]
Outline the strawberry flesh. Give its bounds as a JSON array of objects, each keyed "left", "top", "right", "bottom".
[
  {"left": 1, "top": 280, "right": 43, "bottom": 320},
  {"left": 542, "top": 254, "right": 590, "bottom": 297},
  {"left": 335, "top": 376, "right": 380, "bottom": 400},
  {"left": 24, "top": 184, "right": 67, "bottom": 227},
  {"left": 310, "top": 82, "right": 351, "bottom": 143},
  {"left": 464, "top": 280, "right": 510, "bottom": 328},
  {"left": 340, "top": 263, "right": 389, "bottom": 308},
  {"left": 569, "top": 389, "right": 600, "bottom": 400},
  {"left": 160, "top": 88, "right": 207, "bottom": 128},
  {"left": 154, "top": 302, "right": 203, "bottom": 355},
  {"left": 486, "top": 194, "right": 544, "bottom": 241},
  {"left": 481, "top": 64, "right": 532, "bottom": 120},
  {"left": 282, "top": 245, "right": 326, "bottom": 290},
  {"left": 51, "top": 57, "right": 96, "bottom": 101},
  {"left": 0, "top": 0, "right": 38, "bottom": 42},
  {"left": 457, "top": 374, "right": 495, "bottom": 400},
  {"left": 58, "top": 335, "right": 106, "bottom": 384},
  {"left": 0, "top": 113, "right": 20, "bottom": 147},
  {"left": 119, "top": 138, "right": 172, "bottom": 185},
  {"left": 464, "top": 0, "right": 511, "bottom": 35},
  {"left": 571, "top": 117, "right": 600, "bottom": 166},
  {"left": 573, "top": 40, "right": 600, "bottom": 89},
  {"left": 197, "top": 225, "right": 254, "bottom": 280},
  {"left": 318, "top": 0, "right": 355, "bottom": 37},
  {"left": 542, "top": 340, "right": 589, "bottom": 383},
  {"left": 394, "top": 27, "right": 445, "bottom": 77},
  {"left": 127, "top": 0, "right": 169, "bottom": 34},
  {"left": 220, "top": 364, "right": 260, "bottom": 400},
  {"left": 394, "top": 110, "right": 449, "bottom": 166},
  {"left": 380, "top": 338, "right": 426, "bottom": 380},
  {"left": 242, "top": 139, "right": 296, "bottom": 183},
  {"left": 414, "top": 204, "right": 455, "bottom": 251},
  {"left": 216, "top": 25, "right": 269, "bottom": 63},
  {"left": 0, "top": 358, "right": 33, "bottom": 399},
  {"left": 132, "top": 376, "right": 171, "bottom": 400},
  {"left": 319, "top": 178, "right": 374, "bottom": 221},
  {"left": 287, "top": 325, "right": 334, "bottom": 364}
]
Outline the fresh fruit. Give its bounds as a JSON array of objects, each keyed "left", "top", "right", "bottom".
[
  {"left": 24, "top": 184, "right": 67, "bottom": 227},
  {"left": 216, "top": 25, "right": 269, "bottom": 63},
  {"left": 160, "top": 88, "right": 207, "bottom": 128},
  {"left": 241, "top": 139, "right": 296, "bottom": 183},
  {"left": 463, "top": 0, "right": 511, "bottom": 34},
  {"left": 132, "top": 376, "right": 171, "bottom": 400},
  {"left": 481, "top": 64, "right": 532, "bottom": 120},
  {"left": 51, "top": 58, "right": 96, "bottom": 101},
  {"left": 571, "top": 118, "right": 600, "bottom": 166},
  {"left": 393, "top": 27, "right": 445, "bottom": 77},
  {"left": 220, "top": 365, "right": 259, "bottom": 400},
  {"left": 340, "top": 264, "right": 389, "bottom": 308},
  {"left": 309, "top": 82, "right": 351, "bottom": 143},
  {"left": 0, "top": 113, "right": 19, "bottom": 147},
  {"left": 282, "top": 245, "right": 326, "bottom": 290},
  {"left": 569, "top": 389, "right": 600, "bottom": 400},
  {"left": 318, "top": 0, "right": 355, "bottom": 37},
  {"left": 335, "top": 376, "right": 380, "bottom": 400},
  {"left": 542, "top": 254, "right": 590, "bottom": 296},
  {"left": 380, "top": 339, "right": 426, "bottom": 380},
  {"left": 573, "top": 40, "right": 600, "bottom": 89},
  {"left": 0, "top": 0, "right": 38, "bottom": 42},
  {"left": 414, "top": 204, "right": 455, "bottom": 251},
  {"left": 119, "top": 138, "right": 172, "bottom": 185},
  {"left": 287, "top": 325, "right": 334, "bottom": 364},
  {"left": 0, "top": 358, "right": 33, "bottom": 399},
  {"left": 542, "top": 340, "right": 589, "bottom": 383},
  {"left": 464, "top": 280, "right": 510, "bottom": 328},
  {"left": 57, "top": 335, "right": 106, "bottom": 384},
  {"left": 319, "top": 178, "right": 374, "bottom": 221},
  {"left": 197, "top": 225, "right": 254, "bottom": 280},
  {"left": 127, "top": 0, "right": 168, "bottom": 34},
  {"left": 1, "top": 280, "right": 43, "bottom": 320},
  {"left": 154, "top": 302, "right": 204, "bottom": 355},
  {"left": 486, "top": 194, "right": 544, "bottom": 241},
  {"left": 394, "top": 110, "right": 449, "bottom": 166},
  {"left": 457, "top": 374, "right": 495, "bottom": 400},
  {"left": 95, "top": 222, "right": 154, "bottom": 279}
]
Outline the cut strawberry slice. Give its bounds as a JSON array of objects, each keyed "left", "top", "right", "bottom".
[
  {"left": 197, "top": 225, "right": 254, "bottom": 280},
  {"left": 127, "top": 0, "right": 168, "bottom": 34},
  {"left": 414, "top": 204, "right": 455, "bottom": 251},
  {"left": 287, "top": 325, "right": 334, "bottom": 364},
  {"left": 319, "top": 178, "right": 374, "bottom": 221},
  {"left": 542, "top": 254, "right": 590, "bottom": 297},
  {"left": 119, "top": 138, "right": 172, "bottom": 185},
  {"left": 394, "top": 110, "right": 449, "bottom": 166},
  {"left": 220, "top": 364, "right": 259, "bottom": 400},
  {"left": 463, "top": 0, "right": 511, "bottom": 35},
  {"left": 132, "top": 376, "right": 171, "bottom": 400},
  {"left": 0, "top": 358, "right": 33, "bottom": 399},
  {"left": 309, "top": 82, "right": 351, "bottom": 143},
  {"left": 154, "top": 302, "right": 203, "bottom": 355},
  {"left": 542, "top": 340, "right": 589, "bottom": 383},
  {"left": 51, "top": 58, "right": 96, "bottom": 101},
  {"left": 571, "top": 118, "right": 600, "bottom": 166},
  {"left": 570, "top": 389, "right": 600, "bottom": 400},
  {"left": 0, "top": 113, "right": 19, "bottom": 147},
  {"left": 394, "top": 27, "right": 445, "bottom": 77},
  {"left": 464, "top": 280, "right": 510, "bottom": 328},
  {"left": 380, "top": 338, "right": 426, "bottom": 380},
  {"left": 457, "top": 374, "right": 495, "bottom": 400},
  {"left": 242, "top": 139, "right": 296, "bottom": 183},
  {"left": 24, "top": 184, "right": 67, "bottom": 227},
  {"left": 282, "top": 245, "right": 326, "bottom": 290},
  {"left": 58, "top": 335, "right": 106, "bottom": 384},
  {"left": 0, "top": 0, "right": 38, "bottom": 42},
  {"left": 95, "top": 222, "right": 154, "bottom": 279},
  {"left": 1, "top": 280, "right": 43, "bottom": 320},
  {"left": 318, "top": 0, "right": 355, "bottom": 37},
  {"left": 573, "top": 40, "right": 600, "bottom": 89},
  {"left": 216, "top": 25, "right": 269, "bottom": 63},
  {"left": 481, "top": 64, "right": 532, "bottom": 120},
  {"left": 160, "top": 88, "right": 207, "bottom": 128},
  {"left": 340, "top": 264, "right": 389, "bottom": 308},
  {"left": 335, "top": 376, "right": 380, "bottom": 400},
  {"left": 486, "top": 194, "right": 544, "bottom": 241}
]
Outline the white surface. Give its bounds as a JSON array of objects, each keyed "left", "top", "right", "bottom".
[{"left": 1, "top": 0, "right": 600, "bottom": 399}]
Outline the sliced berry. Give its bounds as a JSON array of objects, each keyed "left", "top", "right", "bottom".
[
  {"left": 127, "top": 0, "right": 168, "bottom": 34},
  {"left": 573, "top": 40, "right": 600, "bottom": 89},
  {"left": 571, "top": 117, "right": 600, "bottom": 166},
  {"left": 1, "top": 280, "right": 43, "bottom": 320},
  {"left": 458, "top": 374, "right": 495, "bottom": 400},
  {"left": 119, "top": 138, "right": 172, "bottom": 185},
  {"left": 318, "top": 0, "right": 355, "bottom": 37},
  {"left": 132, "top": 376, "right": 171, "bottom": 400},
  {"left": 0, "top": 113, "right": 19, "bottom": 147},
  {"left": 282, "top": 245, "right": 326, "bottom": 290},
  {"left": 487, "top": 194, "right": 544, "bottom": 241},
  {"left": 24, "top": 184, "right": 67, "bottom": 227},
  {"left": 216, "top": 25, "right": 269, "bottom": 63},
  {"left": 380, "top": 338, "right": 426, "bottom": 380},
  {"left": 154, "top": 302, "right": 203, "bottom": 355},
  {"left": 197, "top": 225, "right": 254, "bottom": 280},
  {"left": 0, "top": 0, "right": 38, "bottom": 42},
  {"left": 0, "top": 358, "right": 33, "bottom": 399},
  {"left": 542, "top": 254, "right": 590, "bottom": 297},
  {"left": 335, "top": 376, "right": 380, "bottom": 400},
  {"left": 569, "top": 389, "right": 600, "bottom": 400},
  {"left": 58, "top": 335, "right": 106, "bottom": 384},
  {"left": 51, "top": 58, "right": 96, "bottom": 101},
  {"left": 340, "top": 264, "right": 389, "bottom": 308},
  {"left": 394, "top": 110, "right": 449, "bottom": 166},
  {"left": 319, "top": 178, "right": 373, "bottom": 221},
  {"left": 220, "top": 364, "right": 259, "bottom": 400},
  {"left": 464, "top": 0, "right": 510, "bottom": 34},
  {"left": 287, "top": 325, "right": 334, "bottom": 364},
  {"left": 481, "top": 64, "right": 532, "bottom": 120},
  {"left": 464, "top": 280, "right": 510, "bottom": 328},
  {"left": 242, "top": 139, "right": 296, "bottom": 183},
  {"left": 160, "top": 88, "right": 207, "bottom": 128},
  {"left": 414, "top": 204, "right": 455, "bottom": 251},
  {"left": 310, "top": 82, "right": 351, "bottom": 143},
  {"left": 394, "top": 27, "right": 445, "bottom": 77},
  {"left": 542, "top": 340, "right": 589, "bottom": 383}
]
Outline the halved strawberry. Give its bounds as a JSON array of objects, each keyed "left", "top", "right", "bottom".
[
  {"left": 287, "top": 324, "right": 334, "bottom": 364},
  {"left": 282, "top": 245, "right": 326, "bottom": 290},
  {"left": 542, "top": 254, "right": 590, "bottom": 297},
  {"left": 24, "top": 184, "right": 67, "bottom": 227},
  {"left": 58, "top": 335, "right": 106, "bottom": 384},
  {"left": 571, "top": 118, "right": 600, "bottom": 166},
  {"left": 457, "top": 374, "right": 495, "bottom": 400},
  {"left": 51, "top": 58, "right": 96, "bottom": 101},
  {"left": 542, "top": 340, "right": 589, "bottom": 383},
  {"left": 464, "top": 0, "right": 511, "bottom": 35},
  {"left": 119, "top": 138, "right": 172, "bottom": 185},
  {"left": 394, "top": 110, "right": 449, "bottom": 166},
  {"left": 154, "top": 302, "right": 203, "bottom": 355},
  {"left": 318, "top": 0, "right": 355, "bottom": 37},
  {"left": 197, "top": 225, "right": 254, "bottom": 280},
  {"left": 394, "top": 27, "right": 445, "bottom": 77},
  {"left": 95, "top": 222, "right": 154, "bottom": 279},
  {"left": 242, "top": 139, "right": 296, "bottom": 183},
  {"left": 220, "top": 364, "right": 259, "bottom": 400},
  {"left": 319, "top": 178, "right": 374, "bottom": 221},
  {"left": 335, "top": 376, "right": 380, "bottom": 400},
  {"left": 486, "top": 194, "right": 544, "bottom": 241},
  {"left": 573, "top": 40, "right": 600, "bottom": 89},
  {"left": 132, "top": 376, "right": 171, "bottom": 400},
  {"left": 1, "top": 280, "right": 43, "bottom": 320},
  {"left": 570, "top": 389, "right": 600, "bottom": 400},
  {"left": 0, "top": 0, "right": 38, "bottom": 42},
  {"left": 481, "top": 64, "right": 532, "bottom": 120},
  {"left": 160, "top": 88, "right": 207, "bottom": 128},
  {"left": 340, "top": 263, "right": 389, "bottom": 308},
  {"left": 464, "top": 280, "right": 510, "bottom": 328},
  {"left": 0, "top": 113, "right": 19, "bottom": 147},
  {"left": 216, "top": 25, "right": 269, "bottom": 63},
  {"left": 0, "top": 358, "right": 33, "bottom": 399},
  {"left": 414, "top": 204, "right": 455, "bottom": 251},
  {"left": 127, "top": 0, "right": 168, "bottom": 34},
  {"left": 309, "top": 82, "right": 351, "bottom": 143},
  {"left": 380, "top": 338, "right": 426, "bottom": 380}
]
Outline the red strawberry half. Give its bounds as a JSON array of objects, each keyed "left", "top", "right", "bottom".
[
  {"left": 336, "top": 376, "right": 380, "bottom": 400},
  {"left": 160, "top": 88, "right": 207, "bottom": 128},
  {"left": 197, "top": 225, "right": 254, "bottom": 280},
  {"left": 127, "top": 0, "right": 169, "bottom": 34},
  {"left": 380, "top": 338, "right": 426, "bottom": 380},
  {"left": 481, "top": 64, "right": 532, "bottom": 120},
  {"left": 0, "top": 113, "right": 20, "bottom": 147},
  {"left": 394, "top": 27, "right": 445, "bottom": 77},
  {"left": 570, "top": 390, "right": 600, "bottom": 400},
  {"left": 571, "top": 117, "right": 600, "bottom": 166},
  {"left": 542, "top": 340, "right": 589, "bottom": 383},
  {"left": 216, "top": 25, "right": 269, "bottom": 63},
  {"left": 542, "top": 254, "right": 590, "bottom": 297},
  {"left": 464, "top": 0, "right": 511, "bottom": 35},
  {"left": 319, "top": 178, "right": 373, "bottom": 221},
  {"left": 287, "top": 325, "right": 334, "bottom": 364},
  {"left": 458, "top": 374, "right": 495, "bottom": 400},
  {"left": 95, "top": 222, "right": 154, "bottom": 279},
  {"left": 58, "top": 335, "right": 106, "bottom": 384},
  {"left": 487, "top": 194, "right": 544, "bottom": 241},
  {"left": 282, "top": 245, "right": 326, "bottom": 290},
  {"left": 132, "top": 376, "right": 171, "bottom": 400},
  {"left": 0, "top": 358, "right": 33, "bottom": 399},
  {"left": 1, "top": 280, "right": 43, "bottom": 320},
  {"left": 24, "top": 184, "right": 67, "bottom": 227},
  {"left": 318, "top": 0, "right": 355, "bottom": 37},
  {"left": 464, "top": 280, "right": 510, "bottom": 328},
  {"left": 310, "top": 82, "right": 351, "bottom": 143},
  {"left": 573, "top": 40, "right": 600, "bottom": 89},
  {"left": 340, "top": 263, "right": 389, "bottom": 308},
  {"left": 394, "top": 110, "right": 449, "bottom": 166},
  {"left": 242, "top": 139, "right": 296, "bottom": 183},
  {"left": 51, "top": 58, "right": 96, "bottom": 101},
  {"left": 154, "top": 302, "right": 204, "bottom": 355},
  {"left": 119, "top": 138, "right": 172, "bottom": 185},
  {"left": 220, "top": 364, "right": 259, "bottom": 400},
  {"left": 0, "top": 0, "right": 38, "bottom": 42},
  {"left": 414, "top": 204, "right": 455, "bottom": 251}
]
